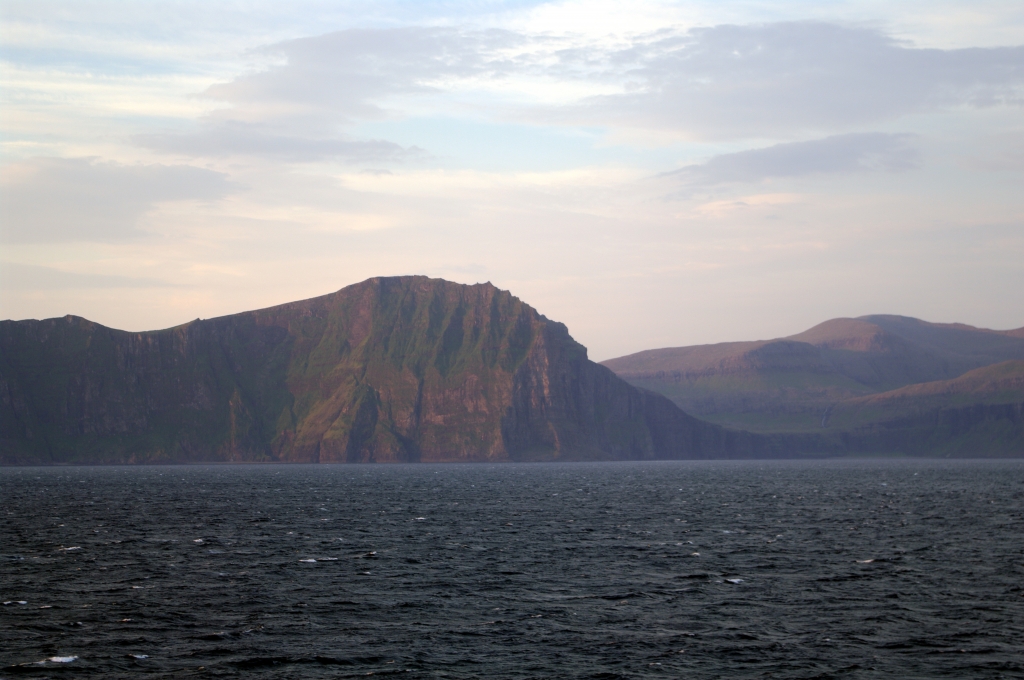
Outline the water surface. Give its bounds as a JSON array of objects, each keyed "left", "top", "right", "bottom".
[{"left": 2, "top": 459, "right": 1023, "bottom": 678}]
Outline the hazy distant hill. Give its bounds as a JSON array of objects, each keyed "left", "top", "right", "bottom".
[
  {"left": 826, "top": 360, "right": 1024, "bottom": 429},
  {"left": 602, "top": 316, "right": 1024, "bottom": 435},
  {"left": 792, "top": 315, "right": 1024, "bottom": 389},
  {"left": 826, "top": 361, "right": 1024, "bottom": 457},
  {"left": 0, "top": 277, "right": 772, "bottom": 465}
]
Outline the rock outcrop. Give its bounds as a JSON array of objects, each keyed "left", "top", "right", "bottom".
[{"left": 0, "top": 277, "right": 771, "bottom": 464}]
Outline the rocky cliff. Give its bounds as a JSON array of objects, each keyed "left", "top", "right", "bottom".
[{"left": 0, "top": 277, "right": 772, "bottom": 464}]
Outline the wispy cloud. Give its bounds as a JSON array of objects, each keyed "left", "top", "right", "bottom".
[
  {"left": 667, "top": 133, "right": 921, "bottom": 186},
  {"left": 157, "top": 21, "right": 1024, "bottom": 161},
  {"left": 203, "top": 27, "right": 528, "bottom": 123},
  {"left": 573, "top": 22, "right": 1024, "bottom": 138}
]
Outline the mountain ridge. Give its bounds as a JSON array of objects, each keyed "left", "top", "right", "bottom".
[
  {"left": 601, "top": 315, "right": 1024, "bottom": 453},
  {"left": 606, "top": 315, "right": 1024, "bottom": 382},
  {"left": 1, "top": 276, "right": 779, "bottom": 465},
  {"left": 4, "top": 287, "right": 1020, "bottom": 462}
]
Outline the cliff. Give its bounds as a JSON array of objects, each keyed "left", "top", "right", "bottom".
[{"left": 0, "top": 277, "right": 772, "bottom": 464}]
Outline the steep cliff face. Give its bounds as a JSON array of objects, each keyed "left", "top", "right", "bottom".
[{"left": 0, "top": 277, "right": 740, "bottom": 464}]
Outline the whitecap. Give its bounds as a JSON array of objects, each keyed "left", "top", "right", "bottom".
[
  {"left": 62, "top": 546, "right": 82, "bottom": 551},
  {"left": 131, "top": 654, "right": 148, "bottom": 659},
  {"left": 856, "top": 559, "right": 875, "bottom": 564},
  {"left": 318, "top": 557, "right": 338, "bottom": 561},
  {"left": 299, "top": 558, "right": 317, "bottom": 563},
  {"left": 725, "top": 578, "right": 744, "bottom": 584},
  {"left": 47, "top": 656, "right": 78, "bottom": 663}
]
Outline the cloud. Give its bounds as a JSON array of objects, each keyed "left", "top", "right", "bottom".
[
  {"left": 0, "top": 158, "right": 233, "bottom": 243},
  {"left": 135, "top": 121, "right": 422, "bottom": 162},
  {"left": 668, "top": 133, "right": 921, "bottom": 186},
  {"left": 191, "top": 22, "right": 1024, "bottom": 146},
  {"left": 204, "top": 27, "right": 525, "bottom": 122},
  {"left": 558, "top": 22, "right": 1024, "bottom": 139},
  {"left": 133, "top": 27, "right": 524, "bottom": 163}
]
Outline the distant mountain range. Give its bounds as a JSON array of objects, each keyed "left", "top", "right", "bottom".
[
  {"left": 2, "top": 281, "right": 1021, "bottom": 464},
  {"left": 602, "top": 316, "right": 1024, "bottom": 455}
]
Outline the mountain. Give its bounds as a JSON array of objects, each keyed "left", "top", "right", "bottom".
[
  {"left": 602, "top": 316, "right": 1024, "bottom": 433},
  {"left": 790, "top": 315, "right": 1024, "bottom": 389},
  {"left": 0, "top": 277, "right": 773, "bottom": 465}
]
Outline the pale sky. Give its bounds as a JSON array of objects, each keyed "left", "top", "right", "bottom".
[{"left": 2, "top": 0, "right": 1023, "bottom": 360}]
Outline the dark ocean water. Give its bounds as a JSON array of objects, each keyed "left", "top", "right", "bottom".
[{"left": 2, "top": 460, "right": 1023, "bottom": 679}]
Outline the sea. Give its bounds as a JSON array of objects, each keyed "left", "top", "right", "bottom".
[{"left": 2, "top": 459, "right": 1023, "bottom": 678}]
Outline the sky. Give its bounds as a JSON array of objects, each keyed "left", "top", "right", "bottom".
[{"left": 1, "top": 0, "right": 1023, "bottom": 360}]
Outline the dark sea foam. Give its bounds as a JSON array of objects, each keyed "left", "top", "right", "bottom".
[{"left": 2, "top": 459, "right": 1024, "bottom": 678}]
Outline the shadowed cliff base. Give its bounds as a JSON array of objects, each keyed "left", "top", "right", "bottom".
[{"left": 1, "top": 276, "right": 793, "bottom": 465}]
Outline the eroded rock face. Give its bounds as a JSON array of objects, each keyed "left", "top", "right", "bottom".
[{"left": 0, "top": 276, "right": 735, "bottom": 464}]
